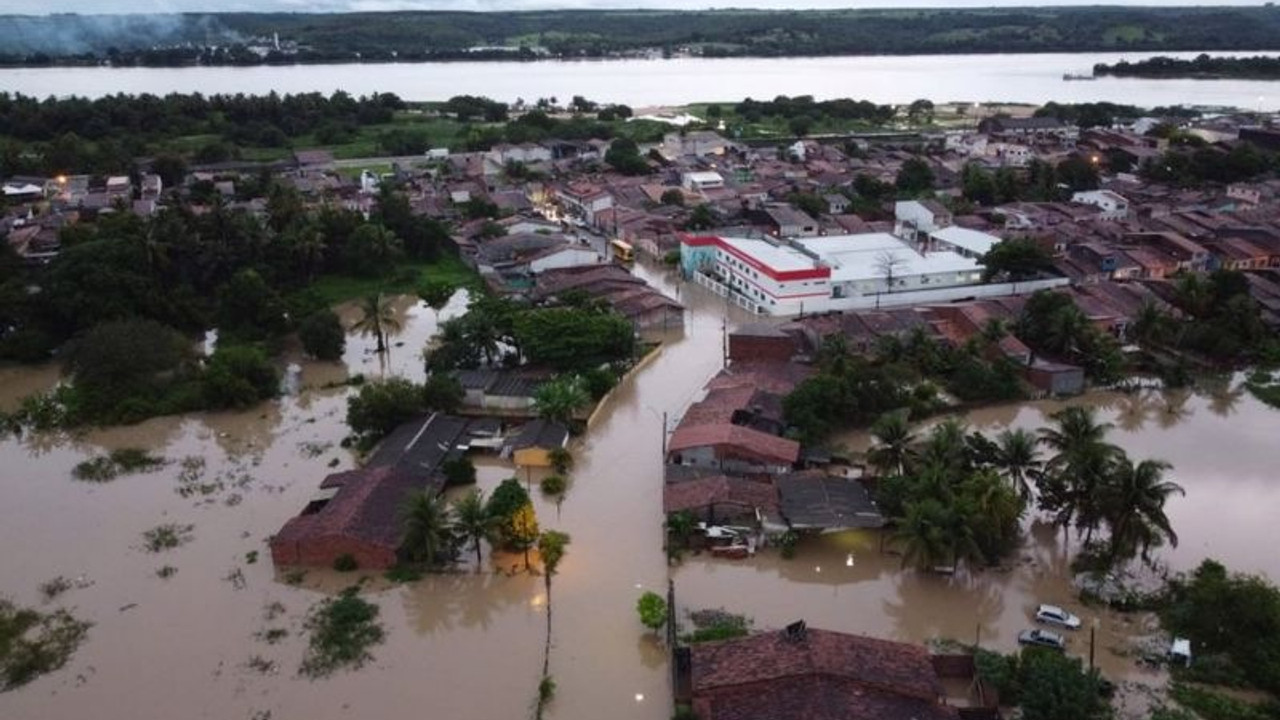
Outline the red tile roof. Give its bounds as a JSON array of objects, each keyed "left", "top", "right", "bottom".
[
  {"left": 663, "top": 476, "right": 780, "bottom": 515},
  {"left": 667, "top": 424, "right": 800, "bottom": 466},
  {"left": 691, "top": 629, "right": 957, "bottom": 720}
]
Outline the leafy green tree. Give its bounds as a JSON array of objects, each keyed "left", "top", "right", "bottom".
[
  {"left": 441, "top": 456, "right": 477, "bottom": 486},
  {"left": 604, "top": 137, "right": 650, "bottom": 175},
  {"left": 1018, "top": 649, "right": 1109, "bottom": 720},
  {"left": 151, "top": 153, "right": 187, "bottom": 188},
  {"left": 201, "top": 345, "right": 280, "bottom": 410},
  {"left": 61, "top": 319, "right": 192, "bottom": 419},
  {"left": 513, "top": 307, "right": 634, "bottom": 371},
  {"left": 346, "top": 377, "right": 424, "bottom": 444},
  {"left": 421, "top": 374, "right": 464, "bottom": 413},
  {"left": 217, "top": 268, "right": 288, "bottom": 343},
  {"left": 660, "top": 188, "right": 685, "bottom": 206},
  {"left": 548, "top": 446, "right": 574, "bottom": 476},
  {"left": 400, "top": 491, "right": 454, "bottom": 566},
  {"left": 895, "top": 157, "right": 935, "bottom": 196},
  {"left": 351, "top": 293, "right": 402, "bottom": 355},
  {"left": 417, "top": 280, "right": 455, "bottom": 318},
  {"left": 961, "top": 163, "right": 998, "bottom": 206},
  {"left": 344, "top": 224, "right": 403, "bottom": 277},
  {"left": 980, "top": 238, "right": 1054, "bottom": 282},
  {"left": 452, "top": 489, "right": 499, "bottom": 567},
  {"left": 486, "top": 478, "right": 532, "bottom": 537},
  {"left": 298, "top": 309, "right": 346, "bottom": 361},
  {"left": 684, "top": 203, "right": 717, "bottom": 231},
  {"left": 636, "top": 591, "right": 668, "bottom": 634}
]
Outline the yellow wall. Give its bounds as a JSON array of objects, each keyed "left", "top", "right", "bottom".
[{"left": 514, "top": 447, "right": 552, "bottom": 468}]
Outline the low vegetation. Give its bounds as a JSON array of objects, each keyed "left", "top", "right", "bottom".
[
  {"left": 683, "top": 609, "right": 751, "bottom": 644},
  {"left": 71, "top": 448, "right": 165, "bottom": 482},
  {"left": 299, "top": 588, "right": 385, "bottom": 679},
  {"left": 141, "top": 523, "right": 195, "bottom": 553},
  {"left": 0, "top": 598, "right": 91, "bottom": 692}
]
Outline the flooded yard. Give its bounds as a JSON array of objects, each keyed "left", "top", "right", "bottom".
[{"left": 0, "top": 263, "right": 1277, "bottom": 720}]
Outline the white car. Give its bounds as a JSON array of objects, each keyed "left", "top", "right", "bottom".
[
  {"left": 1018, "top": 628, "right": 1067, "bottom": 652},
  {"left": 1035, "top": 604, "right": 1082, "bottom": 630}
]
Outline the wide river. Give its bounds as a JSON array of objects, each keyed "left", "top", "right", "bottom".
[
  {"left": 0, "top": 262, "right": 1278, "bottom": 720},
  {"left": 4, "top": 50, "right": 1280, "bottom": 109}
]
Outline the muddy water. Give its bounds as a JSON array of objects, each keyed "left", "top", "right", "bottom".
[{"left": 0, "top": 267, "right": 1276, "bottom": 720}]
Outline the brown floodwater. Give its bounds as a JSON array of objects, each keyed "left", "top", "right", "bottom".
[{"left": 0, "top": 265, "right": 1275, "bottom": 720}]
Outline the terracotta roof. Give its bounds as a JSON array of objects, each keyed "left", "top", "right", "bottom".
[
  {"left": 667, "top": 424, "right": 800, "bottom": 466},
  {"left": 663, "top": 476, "right": 780, "bottom": 515},
  {"left": 691, "top": 629, "right": 956, "bottom": 720},
  {"left": 273, "top": 465, "right": 423, "bottom": 552}
]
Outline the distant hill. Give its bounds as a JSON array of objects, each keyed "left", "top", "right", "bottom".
[{"left": 4, "top": 7, "right": 1280, "bottom": 64}]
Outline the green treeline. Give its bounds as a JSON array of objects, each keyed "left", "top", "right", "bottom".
[
  {"left": 1096, "top": 54, "right": 1280, "bottom": 80},
  {"left": 5, "top": 7, "right": 1280, "bottom": 65}
]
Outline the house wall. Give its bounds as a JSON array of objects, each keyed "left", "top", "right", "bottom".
[
  {"left": 513, "top": 447, "right": 552, "bottom": 468},
  {"left": 530, "top": 247, "right": 600, "bottom": 273},
  {"left": 728, "top": 334, "right": 797, "bottom": 363}
]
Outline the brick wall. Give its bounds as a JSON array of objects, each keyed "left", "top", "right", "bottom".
[
  {"left": 270, "top": 535, "right": 397, "bottom": 570},
  {"left": 727, "top": 334, "right": 796, "bottom": 363}
]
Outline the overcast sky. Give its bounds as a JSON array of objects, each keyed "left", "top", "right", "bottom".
[{"left": 20, "top": 1, "right": 1274, "bottom": 14}]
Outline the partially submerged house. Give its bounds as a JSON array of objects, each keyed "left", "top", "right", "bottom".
[
  {"left": 502, "top": 418, "right": 570, "bottom": 469},
  {"left": 677, "top": 625, "right": 964, "bottom": 720},
  {"left": 271, "top": 413, "right": 477, "bottom": 569}
]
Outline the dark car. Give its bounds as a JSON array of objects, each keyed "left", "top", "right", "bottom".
[{"left": 1018, "top": 628, "right": 1066, "bottom": 652}]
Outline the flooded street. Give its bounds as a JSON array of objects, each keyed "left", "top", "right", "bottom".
[{"left": 1, "top": 264, "right": 1278, "bottom": 719}]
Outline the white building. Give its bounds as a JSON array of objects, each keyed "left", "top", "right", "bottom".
[
  {"left": 556, "top": 184, "right": 614, "bottom": 225},
  {"left": 681, "top": 233, "right": 988, "bottom": 315},
  {"left": 991, "top": 143, "right": 1033, "bottom": 167},
  {"left": 661, "top": 131, "right": 727, "bottom": 159},
  {"left": 487, "top": 143, "right": 552, "bottom": 166},
  {"left": 681, "top": 171, "right": 725, "bottom": 192},
  {"left": 1071, "top": 190, "right": 1130, "bottom": 221},
  {"left": 928, "top": 226, "right": 1003, "bottom": 260},
  {"left": 894, "top": 199, "right": 953, "bottom": 240}
]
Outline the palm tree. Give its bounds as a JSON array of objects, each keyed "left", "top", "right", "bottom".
[
  {"left": 451, "top": 489, "right": 499, "bottom": 568},
  {"left": 1039, "top": 406, "right": 1120, "bottom": 542},
  {"left": 994, "top": 428, "right": 1041, "bottom": 501},
  {"left": 868, "top": 409, "right": 918, "bottom": 477},
  {"left": 401, "top": 491, "right": 454, "bottom": 566},
  {"left": 919, "top": 418, "right": 969, "bottom": 475},
  {"left": 533, "top": 376, "right": 590, "bottom": 425},
  {"left": 1130, "top": 301, "right": 1172, "bottom": 348},
  {"left": 536, "top": 529, "right": 570, "bottom": 718},
  {"left": 1102, "top": 456, "right": 1183, "bottom": 564},
  {"left": 893, "top": 498, "right": 982, "bottom": 572},
  {"left": 351, "top": 293, "right": 402, "bottom": 355},
  {"left": 893, "top": 499, "right": 953, "bottom": 571}
]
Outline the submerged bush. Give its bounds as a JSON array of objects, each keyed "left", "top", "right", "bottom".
[{"left": 300, "top": 587, "right": 385, "bottom": 678}]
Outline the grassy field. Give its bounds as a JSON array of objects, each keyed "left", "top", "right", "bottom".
[{"left": 305, "top": 254, "right": 479, "bottom": 307}]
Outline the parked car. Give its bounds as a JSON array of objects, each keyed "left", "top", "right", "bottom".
[
  {"left": 1035, "top": 604, "right": 1082, "bottom": 629},
  {"left": 1018, "top": 628, "right": 1066, "bottom": 652}
]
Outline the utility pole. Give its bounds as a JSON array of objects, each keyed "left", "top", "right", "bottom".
[{"left": 1089, "top": 625, "right": 1097, "bottom": 671}]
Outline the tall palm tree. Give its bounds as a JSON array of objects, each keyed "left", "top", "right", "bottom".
[
  {"left": 919, "top": 418, "right": 969, "bottom": 475},
  {"left": 1102, "top": 456, "right": 1183, "bottom": 564},
  {"left": 452, "top": 489, "right": 499, "bottom": 568},
  {"left": 401, "top": 491, "right": 453, "bottom": 566},
  {"left": 1039, "top": 406, "right": 1120, "bottom": 542},
  {"left": 351, "top": 293, "right": 402, "bottom": 355},
  {"left": 1130, "top": 301, "right": 1172, "bottom": 348},
  {"left": 893, "top": 499, "right": 953, "bottom": 571},
  {"left": 994, "top": 428, "right": 1041, "bottom": 501},
  {"left": 868, "top": 409, "right": 918, "bottom": 477}
]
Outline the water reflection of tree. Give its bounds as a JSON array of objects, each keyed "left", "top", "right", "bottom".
[
  {"left": 881, "top": 571, "right": 1005, "bottom": 644},
  {"left": 1112, "top": 390, "right": 1158, "bottom": 433},
  {"left": 1198, "top": 374, "right": 1245, "bottom": 418},
  {"left": 1157, "top": 388, "right": 1193, "bottom": 430},
  {"left": 401, "top": 571, "right": 535, "bottom": 636}
]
